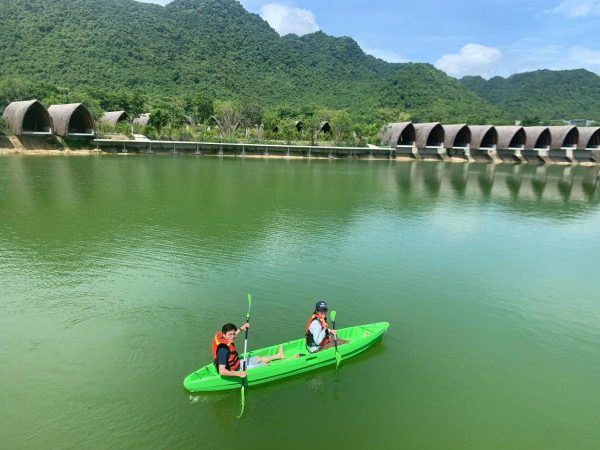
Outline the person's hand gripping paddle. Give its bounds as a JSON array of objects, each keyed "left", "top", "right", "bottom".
[
  {"left": 330, "top": 310, "right": 341, "bottom": 368},
  {"left": 237, "top": 293, "right": 252, "bottom": 419}
]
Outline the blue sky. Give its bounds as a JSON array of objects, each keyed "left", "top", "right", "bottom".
[{"left": 138, "top": 0, "right": 600, "bottom": 78}]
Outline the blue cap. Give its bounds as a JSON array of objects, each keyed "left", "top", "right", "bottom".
[{"left": 315, "top": 301, "right": 328, "bottom": 312}]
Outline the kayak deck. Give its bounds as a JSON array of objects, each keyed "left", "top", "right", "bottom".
[{"left": 183, "top": 321, "right": 389, "bottom": 392}]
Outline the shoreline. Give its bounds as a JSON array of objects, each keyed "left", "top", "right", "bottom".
[
  {"left": 1, "top": 138, "right": 598, "bottom": 166},
  {"left": 1, "top": 148, "right": 598, "bottom": 166}
]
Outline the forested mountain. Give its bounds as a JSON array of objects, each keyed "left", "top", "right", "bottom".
[
  {"left": 1, "top": 0, "right": 598, "bottom": 127},
  {"left": 461, "top": 69, "right": 600, "bottom": 122},
  {"left": 0, "top": 0, "right": 505, "bottom": 122}
]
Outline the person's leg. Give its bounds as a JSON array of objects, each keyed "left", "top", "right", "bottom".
[
  {"left": 244, "top": 356, "right": 265, "bottom": 370},
  {"left": 319, "top": 339, "right": 349, "bottom": 351},
  {"left": 256, "top": 345, "right": 285, "bottom": 364}
]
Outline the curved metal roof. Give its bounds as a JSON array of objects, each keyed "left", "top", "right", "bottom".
[
  {"left": 2, "top": 100, "right": 53, "bottom": 135},
  {"left": 469, "top": 125, "right": 497, "bottom": 149},
  {"left": 442, "top": 124, "right": 470, "bottom": 148},
  {"left": 524, "top": 126, "right": 551, "bottom": 149},
  {"left": 414, "top": 122, "right": 444, "bottom": 148},
  {"left": 48, "top": 103, "right": 95, "bottom": 137},
  {"left": 577, "top": 127, "right": 600, "bottom": 149},
  {"left": 379, "top": 122, "right": 415, "bottom": 148},
  {"left": 99, "top": 111, "right": 130, "bottom": 127},
  {"left": 496, "top": 126, "right": 525, "bottom": 149}
]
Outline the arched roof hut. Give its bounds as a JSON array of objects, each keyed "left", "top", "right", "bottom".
[
  {"left": 133, "top": 113, "right": 151, "bottom": 127},
  {"left": 496, "top": 126, "right": 525, "bottom": 149},
  {"left": 469, "top": 125, "right": 497, "bottom": 149},
  {"left": 414, "top": 122, "right": 444, "bottom": 148},
  {"left": 2, "top": 100, "right": 53, "bottom": 135},
  {"left": 319, "top": 121, "right": 332, "bottom": 134},
  {"left": 48, "top": 103, "right": 95, "bottom": 137},
  {"left": 99, "top": 111, "right": 130, "bottom": 127},
  {"left": 524, "top": 127, "right": 551, "bottom": 149},
  {"left": 577, "top": 127, "right": 600, "bottom": 149},
  {"left": 443, "top": 124, "right": 470, "bottom": 148},
  {"left": 295, "top": 120, "right": 304, "bottom": 132},
  {"left": 548, "top": 126, "right": 578, "bottom": 149},
  {"left": 379, "top": 122, "right": 415, "bottom": 148}
]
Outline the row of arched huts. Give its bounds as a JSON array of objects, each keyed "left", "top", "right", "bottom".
[
  {"left": 1, "top": 99, "right": 329, "bottom": 138},
  {"left": 2, "top": 100, "right": 96, "bottom": 137},
  {"left": 380, "top": 122, "right": 600, "bottom": 162},
  {"left": 1, "top": 100, "right": 152, "bottom": 137}
]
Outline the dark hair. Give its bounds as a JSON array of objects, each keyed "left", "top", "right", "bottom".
[{"left": 222, "top": 323, "right": 237, "bottom": 333}]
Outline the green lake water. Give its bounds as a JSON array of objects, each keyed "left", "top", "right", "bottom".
[{"left": 1, "top": 155, "right": 599, "bottom": 449}]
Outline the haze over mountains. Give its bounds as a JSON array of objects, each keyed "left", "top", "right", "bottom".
[{"left": 0, "top": 0, "right": 598, "bottom": 123}]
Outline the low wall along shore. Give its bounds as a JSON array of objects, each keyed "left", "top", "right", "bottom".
[
  {"left": 1, "top": 135, "right": 599, "bottom": 166},
  {"left": 95, "top": 138, "right": 600, "bottom": 165}
]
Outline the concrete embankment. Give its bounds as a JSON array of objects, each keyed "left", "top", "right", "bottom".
[
  {"left": 93, "top": 138, "right": 600, "bottom": 165},
  {"left": 2, "top": 135, "right": 599, "bottom": 166},
  {"left": 0, "top": 135, "right": 95, "bottom": 155}
]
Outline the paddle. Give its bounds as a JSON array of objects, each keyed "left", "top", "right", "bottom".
[
  {"left": 237, "top": 293, "right": 252, "bottom": 419},
  {"left": 330, "top": 310, "right": 341, "bottom": 368}
]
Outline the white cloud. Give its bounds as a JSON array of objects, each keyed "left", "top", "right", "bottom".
[
  {"left": 499, "top": 40, "right": 600, "bottom": 75},
  {"left": 549, "top": 0, "right": 600, "bottom": 17},
  {"left": 568, "top": 45, "right": 600, "bottom": 64},
  {"left": 260, "top": 3, "right": 320, "bottom": 36},
  {"left": 434, "top": 43, "right": 502, "bottom": 79}
]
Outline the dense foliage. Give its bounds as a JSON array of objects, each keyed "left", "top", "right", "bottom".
[
  {"left": 0, "top": 0, "right": 507, "bottom": 129},
  {"left": 1, "top": 0, "right": 598, "bottom": 142},
  {"left": 461, "top": 70, "right": 600, "bottom": 123}
]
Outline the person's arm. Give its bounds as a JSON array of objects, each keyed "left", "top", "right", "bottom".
[
  {"left": 233, "top": 323, "right": 249, "bottom": 338},
  {"left": 216, "top": 347, "right": 245, "bottom": 378},
  {"left": 309, "top": 320, "right": 327, "bottom": 346},
  {"left": 218, "top": 365, "right": 245, "bottom": 378}
]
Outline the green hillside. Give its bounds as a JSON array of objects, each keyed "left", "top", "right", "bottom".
[
  {"left": 0, "top": 0, "right": 505, "bottom": 123},
  {"left": 460, "top": 69, "right": 600, "bottom": 123}
]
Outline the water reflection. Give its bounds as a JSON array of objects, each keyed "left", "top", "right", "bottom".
[
  {"left": 0, "top": 157, "right": 599, "bottom": 274},
  {"left": 396, "top": 161, "right": 599, "bottom": 215}
]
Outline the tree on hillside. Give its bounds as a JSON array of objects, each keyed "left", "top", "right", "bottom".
[
  {"left": 301, "top": 108, "right": 331, "bottom": 145},
  {"left": 330, "top": 110, "right": 354, "bottom": 144},
  {"left": 521, "top": 116, "right": 542, "bottom": 126},
  {"left": 192, "top": 93, "right": 215, "bottom": 124},
  {"left": 261, "top": 109, "right": 280, "bottom": 137},
  {"left": 213, "top": 101, "right": 240, "bottom": 136},
  {"left": 240, "top": 101, "right": 263, "bottom": 138},
  {"left": 149, "top": 109, "right": 169, "bottom": 133},
  {"left": 276, "top": 119, "right": 298, "bottom": 144},
  {"left": 0, "top": 77, "right": 56, "bottom": 110},
  {"left": 127, "top": 90, "right": 148, "bottom": 118},
  {"left": 372, "top": 108, "right": 411, "bottom": 125}
]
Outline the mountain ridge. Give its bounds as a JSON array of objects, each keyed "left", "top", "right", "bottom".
[{"left": 0, "top": 0, "right": 506, "bottom": 122}]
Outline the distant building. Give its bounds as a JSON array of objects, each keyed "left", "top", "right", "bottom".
[{"left": 565, "top": 119, "right": 595, "bottom": 127}]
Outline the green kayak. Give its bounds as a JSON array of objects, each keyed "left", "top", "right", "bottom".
[{"left": 183, "top": 321, "right": 389, "bottom": 392}]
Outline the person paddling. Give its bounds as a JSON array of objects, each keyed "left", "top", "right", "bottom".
[
  {"left": 212, "top": 323, "right": 284, "bottom": 378},
  {"left": 305, "top": 301, "right": 348, "bottom": 353}
]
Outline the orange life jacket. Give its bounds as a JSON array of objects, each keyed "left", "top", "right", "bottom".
[
  {"left": 305, "top": 313, "right": 330, "bottom": 348},
  {"left": 211, "top": 332, "right": 240, "bottom": 371}
]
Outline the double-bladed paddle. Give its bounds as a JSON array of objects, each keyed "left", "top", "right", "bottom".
[
  {"left": 330, "top": 310, "right": 342, "bottom": 368},
  {"left": 237, "top": 293, "right": 252, "bottom": 419}
]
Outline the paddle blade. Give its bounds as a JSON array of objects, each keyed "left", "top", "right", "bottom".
[
  {"left": 335, "top": 351, "right": 342, "bottom": 369},
  {"left": 330, "top": 310, "right": 336, "bottom": 322},
  {"left": 246, "top": 293, "right": 252, "bottom": 317},
  {"left": 237, "top": 385, "right": 245, "bottom": 419}
]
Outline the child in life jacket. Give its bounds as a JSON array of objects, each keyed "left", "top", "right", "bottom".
[{"left": 305, "top": 301, "right": 348, "bottom": 353}]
